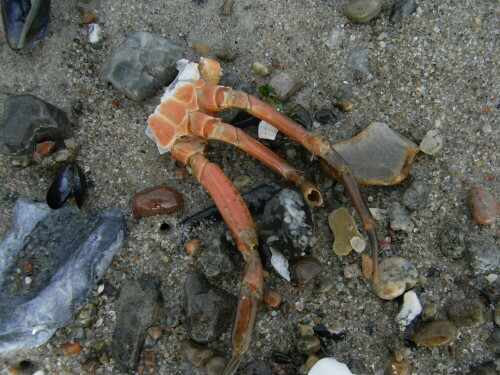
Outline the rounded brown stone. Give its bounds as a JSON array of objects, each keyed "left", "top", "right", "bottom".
[
  {"left": 132, "top": 186, "right": 183, "bottom": 218},
  {"left": 292, "top": 257, "right": 323, "bottom": 287},
  {"left": 263, "top": 289, "right": 282, "bottom": 308},
  {"left": 468, "top": 188, "right": 499, "bottom": 225},
  {"left": 387, "top": 359, "right": 412, "bottom": 375},
  {"left": 413, "top": 320, "right": 458, "bottom": 347},
  {"left": 60, "top": 341, "right": 82, "bottom": 355},
  {"left": 181, "top": 339, "right": 214, "bottom": 367},
  {"left": 296, "top": 335, "right": 321, "bottom": 355},
  {"left": 185, "top": 239, "right": 202, "bottom": 257},
  {"left": 81, "top": 357, "right": 100, "bottom": 374}
]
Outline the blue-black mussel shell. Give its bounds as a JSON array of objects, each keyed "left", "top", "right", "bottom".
[
  {"left": 46, "top": 162, "right": 87, "bottom": 209},
  {"left": 1, "top": 0, "right": 51, "bottom": 51}
]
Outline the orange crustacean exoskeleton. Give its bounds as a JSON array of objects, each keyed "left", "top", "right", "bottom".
[{"left": 146, "top": 57, "right": 379, "bottom": 374}]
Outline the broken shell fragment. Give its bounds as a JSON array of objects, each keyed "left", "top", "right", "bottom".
[
  {"left": 328, "top": 207, "right": 364, "bottom": 255},
  {"left": 395, "top": 290, "right": 422, "bottom": 328},
  {"left": 258, "top": 120, "right": 279, "bottom": 140},
  {"left": 375, "top": 257, "right": 418, "bottom": 300},
  {"left": 308, "top": 357, "right": 354, "bottom": 375},
  {"left": 329, "top": 122, "right": 419, "bottom": 185}
]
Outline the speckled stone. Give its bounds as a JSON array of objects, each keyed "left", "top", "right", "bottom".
[
  {"left": 347, "top": 49, "right": 371, "bottom": 80},
  {"left": 447, "top": 298, "right": 486, "bottom": 328},
  {"left": 328, "top": 207, "right": 365, "bottom": 255},
  {"left": 440, "top": 227, "right": 466, "bottom": 259},
  {"left": 391, "top": 0, "right": 418, "bottom": 23},
  {"left": 389, "top": 202, "right": 415, "bottom": 233},
  {"left": 469, "top": 242, "right": 500, "bottom": 274},
  {"left": 263, "top": 289, "right": 282, "bottom": 308},
  {"left": 467, "top": 188, "right": 499, "bottom": 225},
  {"left": 292, "top": 257, "right": 323, "bottom": 287},
  {"left": 181, "top": 339, "right": 214, "bottom": 367},
  {"left": 413, "top": 320, "right": 458, "bottom": 347},
  {"left": 402, "top": 180, "right": 430, "bottom": 211},
  {"left": 81, "top": 357, "right": 100, "bottom": 374},
  {"left": 206, "top": 356, "right": 228, "bottom": 375},
  {"left": 268, "top": 72, "right": 303, "bottom": 101},
  {"left": 332, "top": 84, "right": 355, "bottom": 112},
  {"left": 296, "top": 335, "right": 321, "bottom": 355},
  {"left": 345, "top": 0, "right": 383, "bottom": 23},
  {"left": 132, "top": 186, "right": 183, "bottom": 218},
  {"left": 375, "top": 257, "right": 418, "bottom": 300},
  {"left": 314, "top": 109, "right": 337, "bottom": 126}
]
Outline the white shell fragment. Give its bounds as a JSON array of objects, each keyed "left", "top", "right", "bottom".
[
  {"left": 258, "top": 120, "right": 279, "bottom": 140},
  {"left": 395, "top": 290, "right": 422, "bottom": 328},
  {"left": 88, "top": 23, "right": 102, "bottom": 44},
  {"left": 350, "top": 236, "right": 366, "bottom": 253},
  {"left": 420, "top": 130, "right": 444, "bottom": 155},
  {"left": 308, "top": 358, "right": 354, "bottom": 375},
  {"left": 270, "top": 248, "right": 291, "bottom": 281}
]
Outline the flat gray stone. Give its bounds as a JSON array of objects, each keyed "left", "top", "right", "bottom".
[
  {"left": 345, "top": 0, "right": 383, "bottom": 23},
  {"left": 268, "top": 72, "right": 303, "bottom": 101},
  {"left": 101, "top": 31, "right": 183, "bottom": 101}
]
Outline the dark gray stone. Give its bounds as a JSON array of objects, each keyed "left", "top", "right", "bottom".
[
  {"left": 0, "top": 198, "right": 126, "bottom": 354},
  {"left": 347, "top": 49, "right": 371, "bottom": 81},
  {"left": 469, "top": 242, "right": 500, "bottom": 274},
  {"left": 288, "top": 104, "right": 313, "bottom": 130},
  {"left": 196, "top": 236, "right": 234, "bottom": 278},
  {"left": 0, "top": 95, "right": 72, "bottom": 156},
  {"left": 402, "top": 180, "right": 430, "bottom": 211},
  {"left": 184, "top": 270, "right": 235, "bottom": 344},
  {"left": 391, "top": 0, "right": 418, "bottom": 23},
  {"left": 101, "top": 31, "right": 183, "bottom": 101},
  {"left": 112, "top": 274, "right": 163, "bottom": 372},
  {"left": 244, "top": 360, "right": 273, "bottom": 375},
  {"left": 314, "top": 109, "right": 337, "bottom": 126},
  {"left": 440, "top": 227, "right": 466, "bottom": 259}
]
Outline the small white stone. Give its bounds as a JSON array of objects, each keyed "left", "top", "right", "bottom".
[
  {"left": 482, "top": 124, "right": 492, "bottom": 133},
  {"left": 369, "top": 207, "right": 386, "bottom": 221},
  {"left": 486, "top": 274, "right": 498, "bottom": 283},
  {"left": 270, "top": 248, "right": 290, "bottom": 281},
  {"left": 395, "top": 290, "right": 422, "bottom": 328},
  {"left": 326, "top": 29, "right": 343, "bottom": 47},
  {"left": 24, "top": 276, "right": 32, "bottom": 284},
  {"left": 350, "top": 236, "right": 366, "bottom": 253},
  {"left": 258, "top": 120, "right": 279, "bottom": 140},
  {"left": 33, "top": 371, "right": 45, "bottom": 375},
  {"left": 88, "top": 23, "right": 102, "bottom": 44},
  {"left": 97, "top": 284, "right": 105, "bottom": 294},
  {"left": 308, "top": 357, "right": 354, "bottom": 375},
  {"left": 420, "top": 130, "right": 444, "bottom": 155}
]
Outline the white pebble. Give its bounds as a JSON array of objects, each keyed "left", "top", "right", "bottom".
[
  {"left": 33, "top": 371, "right": 45, "bottom": 375},
  {"left": 88, "top": 23, "right": 102, "bottom": 44},
  {"left": 486, "top": 274, "right": 498, "bottom": 283},
  {"left": 308, "top": 357, "right": 354, "bottom": 375},
  {"left": 395, "top": 290, "right": 422, "bottom": 328},
  {"left": 24, "top": 276, "right": 32, "bottom": 284},
  {"left": 350, "top": 236, "right": 366, "bottom": 253},
  {"left": 97, "top": 283, "right": 105, "bottom": 294},
  {"left": 258, "top": 120, "right": 279, "bottom": 140},
  {"left": 420, "top": 130, "right": 444, "bottom": 155}
]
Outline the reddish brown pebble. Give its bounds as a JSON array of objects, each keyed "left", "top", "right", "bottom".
[
  {"left": 81, "top": 357, "right": 100, "bottom": 374},
  {"left": 35, "top": 141, "right": 56, "bottom": 157},
  {"left": 60, "top": 341, "right": 81, "bottom": 355},
  {"left": 292, "top": 257, "right": 323, "bottom": 287},
  {"left": 185, "top": 239, "right": 201, "bottom": 257},
  {"left": 112, "top": 99, "right": 121, "bottom": 110},
  {"left": 145, "top": 351, "right": 155, "bottom": 363},
  {"left": 388, "top": 359, "right": 412, "bottom": 375},
  {"left": 81, "top": 12, "right": 96, "bottom": 24},
  {"left": 173, "top": 166, "right": 188, "bottom": 180},
  {"left": 468, "top": 188, "right": 499, "bottom": 225},
  {"left": 413, "top": 319, "right": 458, "bottom": 347},
  {"left": 147, "top": 326, "right": 163, "bottom": 340},
  {"left": 19, "top": 259, "right": 34, "bottom": 274},
  {"left": 132, "top": 186, "right": 183, "bottom": 218},
  {"left": 263, "top": 289, "right": 282, "bottom": 308}
]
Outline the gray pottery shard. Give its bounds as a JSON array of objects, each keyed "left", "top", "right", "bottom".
[
  {"left": 0, "top": 95, "right": 72, "bottom": 156},
  {"left": 332, "top": 122, "right": 419, "bottom": 185},
  {"left": 101, "top": 31, "right": 183, "bottom": 101},
  {"left": 0, "top": 198, "right": 126, "bottom": 354}
]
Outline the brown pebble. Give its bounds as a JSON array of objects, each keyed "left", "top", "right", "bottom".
[
  {"left": 181, "top": 339, "right": 214, "bottom": 367},
  {"left": 388, "top": 359, "right": 412, "bottom": 375},
  {"left": 60, "top": 341, "right": 82, "bottom": 355},
  {"left": 206, "top": 356, "right": 228, "bottom": 375},
  {"left": 132, "top": 186, "right": 183, "bottom": 218},
  {"left": 35, "top": 141, "right": 56, "bottom": 158},
  {"left": 413, "top": 320, "right": 458, "bottom": 347},
  {"left": 147, "top": 326, "right": 163, "bottom": 340},
  {"left": 263, "top": 289, "right": 282, "bottom": 308},
  {"left": 292, "top": 257, "right": 323, "bottom": 287},
  {"left": 174, "top": 166, "right": 189, "bottom": 180},
  {"left": 81, "top": 357, "right": 100, "bottom": 374},
  {"left": 19, "top": 259, "right": 34, "bottom": 274},
  {"left": 468, "top": 188, "right": 499, "bottom": 225},
  {"left": 296, "top": 335, "right": 321, "bottom": 355},
  {"left": 185, "top": 239, "right": 201, "bottom": 257},
  {"left": 194, "top": 42, "right": 211, "bottom": 56},
  {"left": 81, "top": 12, "right": 96, "bottom": 24},
  {"left": 360, "top": 253, "right": 373, "bottom": 279}
]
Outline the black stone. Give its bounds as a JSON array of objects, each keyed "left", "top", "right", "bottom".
[
  {"left": 314, "top": 109, "right": 337, "bottom": 126},
  {"left": 271, "top": 352, "right": 293, "bottom": 364},
  {"left": 288, "top": 104, "right": 313, "bottom": 130},
  {"left": 0, "top": 95, "right": 72, "bottom": 156}
]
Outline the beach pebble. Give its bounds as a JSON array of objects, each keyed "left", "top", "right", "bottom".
[
  {"left": 244, "top": 360, "right": 272, "bottom": 375},
  {"left": 60, "top": 341, "right": 81, "bottom": 355},
  {"left": 215, "top": 45, "right": 237, "bottom": 61},
  {"left": 289, "top": 104, "right": 313, "bottom": 130},
  {"left": 402, "top": 180, "right": 430, "bottom": 211},
  {"left": 233, "top": 175, "right": 251, "bottom": 189},
  {"left": 0, "top": 95, "right": 72, "bottom": 156},
  {"left": 194, "top": 42, "right": 210, "bottom": 56},
  {"left": 308, "top": 357, "right": 354, "bottom": 375},
  {"left": 314, "top": 109, "right": 337, "bottom": 126},
  {"left": 467, "top": 188, "right": 499, "bottom": 225},
  {"left": 347, "top": 49, "right": 371, "bottom": 81},
  {"left": 81, "top": 357, "right": 100, "bottom": 373},
  {"left": 395, "top": 290, "right": 422, "bottom": 327},
  {"left": 206, "top": 356, "right": 228, "bottom": 375},
  {"left": 375, "top": 257, "right": 418, "bottom": 300},
  {"left": 345, "top": 0, "right": 383, "bottom": 23},
  {"left": 269, "top": 72, "right": 303, "bottom": 101},
  {"left": 447, "top": 298, "right": 486, "bottom": 328},
  {"left": 387, "top": 359, "right": 413, "bottom": 375},
  {"left": 391, "top": 0, "right": 418, "bottom": 22},
  {"left": 495, "top": 301, "right": 500, "bottom": 326},
  {"left": 100, "top": 31, "right": 182, "bottom": 101},
  {"left": 420, "top": 130, "right": 444, "bottom": 155},
  {"left": 263, "top": 289, "right": 282, "bottom": 308},
  {"left": 296, "top": 335, "right": 321, "bottom": 355},
  {"left": 469, "top": 242, "right": 499, "bottom": 274},
  {"left": 181, "top": 339, "right": 214, "bottom": 367},
  {"left": 332, "top": 84, "right": 355, "bottom": 112},
  {"left": 132, "top": 186, "right": 183, "bottom": 218},
  {"left": 292, "top": 257, "right": 323, "bottom": 287},
  {"left": 328, "top": 207, "right": 365, "bottom": 255},
  {"left": 88, "top": 23, "right": 102, "bottom": 44},
  {"left": 413, "top": 320, "right": 458, "bottom": 347},
  {"left": 185, "top": 239, "right": 201, "bottom": 257},
  {"left": 389, "top": 202, "right": 415, "bottom": 233},
  {"left": 252, "top": 62, "right": 268, "bottom": 76},
  {"left": 439, "top": 227, "right": 465, "bottom": 259},
  {"left": 196, "top": 236, "right": 234, "bottom": 277}
]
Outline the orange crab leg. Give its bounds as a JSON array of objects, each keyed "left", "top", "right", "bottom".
[
  {"left": 171, "top": 136, "right": 263, "bottom": 374},
  {"left": 197, "top": 85, "right": 379, "bottom": 282},
  {"left": 188, "top": 111, "right": 323, "bottom": 207}
]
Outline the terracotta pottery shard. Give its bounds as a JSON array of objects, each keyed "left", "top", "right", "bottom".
[{"left": 332, "top": 122, "right": 419, "bottom": 185}]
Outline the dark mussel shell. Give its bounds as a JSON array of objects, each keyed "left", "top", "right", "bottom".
[
  {"left": 46, "top": 162, "right": 87, "bottom": 209},
  {"left": 1, "top": 0, "right": 51, "bottom": 51}
]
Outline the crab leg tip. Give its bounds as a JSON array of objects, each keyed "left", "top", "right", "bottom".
[{"left": 222, "top": 355, "right": 243, "bottom": 375}]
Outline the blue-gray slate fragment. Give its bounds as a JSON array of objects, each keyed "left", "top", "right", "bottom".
[
  {"left": 0, "top": 198, "right": 126, "bottom": 354},
  {"left": 100, "top": 31, "right": 183, "bottom": 101},
  {"left": 0, "top": 95, "right": 72, "bottom": 156}
]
